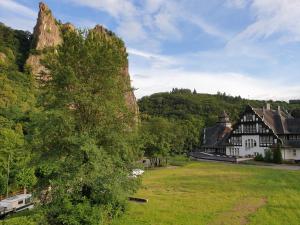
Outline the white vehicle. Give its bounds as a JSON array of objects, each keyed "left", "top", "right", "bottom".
[
  {"left": 0, "top": 194, "right": 34, "bottom": 217},
  {"left": 131, "top": 169, "right": 144, "bottom": 178}
]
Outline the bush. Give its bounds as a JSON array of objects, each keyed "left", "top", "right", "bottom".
[
  {"left": 254, "top": 154, "right": 264, "bottom": 162},
  {"left": 169, "top": 155, "right": 190, "bottom": 166},
  {"left": 273, "top": 145, "right": 283, "bottom": 164},
  {"left": 0, "top": 174, "right": 6, "bottom": 195},
  {"left": 264, "top": 150, "right": 273, "bottom": 163}
]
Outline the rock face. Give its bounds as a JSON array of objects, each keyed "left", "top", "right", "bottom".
[
  {"left": 0, "top": 52, "right": 6, "bottom": 64},
  {"left": 26, "top": 2, "right": 62, "bottom": 79},
  {"left": 92, "top": 25, "right": 139, "bottom": 120},
  {"left": 27, "top": 2, "right": 138, "bottom": 120}
]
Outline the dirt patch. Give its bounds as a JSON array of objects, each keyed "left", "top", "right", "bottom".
[{"left": 209, "top": 197, "right": 267, "bottom": 225}]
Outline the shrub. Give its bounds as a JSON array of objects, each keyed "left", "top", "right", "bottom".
[
  {"left": 254, "top": 154, "right": 264, "bottom": 162},
  {"left": 264, "top": 149, "right": 273, "bottom": 163},
  {"left": 273, "top": 145, "right": 283, "bottom": 164},
  {"left": 169, "top": 155, "right": 190, "bottom": 166}
]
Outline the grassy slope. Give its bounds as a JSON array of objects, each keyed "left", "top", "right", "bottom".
[{"left": 113, "top": 162, "right": 300, "bottom": 225}]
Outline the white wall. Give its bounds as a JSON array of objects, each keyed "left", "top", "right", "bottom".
[
  {"left": 227, "top": 138, "right": 300, "bottom": 161},
  {"left": 281, "top": 148, "right": 300, "bottom": 160},
  {"left": 226, "top": 135, "right": 267, "bottom": 157}
]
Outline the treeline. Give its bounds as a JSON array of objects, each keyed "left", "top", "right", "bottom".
[
  {"left": 0, "top": 24, "right": 141, "bottom": 225},
  {"left": 138, "top": 88, "right": 300, "bottom": 164}
]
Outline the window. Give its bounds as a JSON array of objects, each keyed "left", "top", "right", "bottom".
[
  {"left": 293, "top": 150, "right": 297, "bottom": 156},
  {"left": 18, "top": 200, "right": 24, "bottom": 205}
]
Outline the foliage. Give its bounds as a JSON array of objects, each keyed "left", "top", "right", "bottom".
[
  {"left": 140, "top": 116, "right": 202, "bottom": 166},
  {"left": 273, "top": 145, "right": 283, "bottom": 164},
  {"left": 168, "top": 155, "right": 190, "bottom": 166},
  {"left": 254, "top": 153, "right": 264, "bottom": 162},
  {"left": 0, "top": 66, "right": 35, "bottom": 195},
  {"left": 0, "top": 23, "right": 32, "bottom": 71},
  {"left": 28, "top": 28, "right": 140, "bottom": 224},
  {"left": 0, "top": 174, "right": 6, "bottom": 194},
  {"left": 264, "top": 150, "right": 273, "bottom": 163},
  {"left": 15, "top": 168, "right": 37, "bottom": 190}
]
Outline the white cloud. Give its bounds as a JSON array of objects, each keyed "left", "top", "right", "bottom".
[
  {"left": 128, "top": 48, "right": 178, "bottom": 68},
  {"left": 131, "top": 67, "right": 300, "bottom": 101},
  {"left": 232, "top": 0, "right": 300, "bottom": 43},
  {"left": 0, "top": 0, "right": 36, "bottom": 31},
  {"left": 0, "top": 0, "right": 36, "bottom": 18},
  {"left": 70, "top": 0, "right": 136, "bottom": 18},
  {"left": 68, "top": 0, "right": 227, "bottom": 46},
  {"left": 185, "top": 15, "right": 230, "bottom": 40},
  {"left": 0, "top": 16, "right": 35, "bottom": 31}
]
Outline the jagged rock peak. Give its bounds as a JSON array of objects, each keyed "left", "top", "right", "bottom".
[
  {"left": 26, "top": 2, "right": 63, "bottom": 79},
  {"left": 32, "top": 1, "right": 62, "bottom": 50},
  {"left": 39, "top": 1, "right": 50, "bottom": 12},
  {"left": 93, "top": 25, "right": 107, "bottom": 33},
  {"left": 62, "top": 22, "right": 75, "bottom": 32}
]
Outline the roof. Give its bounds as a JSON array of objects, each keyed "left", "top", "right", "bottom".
[
  {"left": 218, "top": 110, "right": 230, "bottom": 124},
  {"left": 202, "top": 124, "right": 232, "bottom": 148},
  {"left": 0, "top": 194, "right": 31, "bottom": 203},
  {"left": 252, "top": 107, "right": 300, "bottom": 134}
]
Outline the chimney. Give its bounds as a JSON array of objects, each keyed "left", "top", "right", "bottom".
[{"left": 266, "top": 103, "right": 271, "bottom": 110}]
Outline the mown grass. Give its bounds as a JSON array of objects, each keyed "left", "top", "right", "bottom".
[{"left": 112, "top": 162, "right": 300, "bottom": 225}]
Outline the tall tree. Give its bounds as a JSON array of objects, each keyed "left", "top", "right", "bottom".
[{"left": 32, "top": 29, "right": 140, "bottom": 224}]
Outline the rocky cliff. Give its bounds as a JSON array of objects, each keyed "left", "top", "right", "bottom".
[
  {"left": 27, "top": 2, "right": 138, "bottom": 119},
  {"left": 92, "top": 25, "right": 139, "bottom": 119},
  {"left": 26, "top": 2, "right": 62, "bottom": 79}
]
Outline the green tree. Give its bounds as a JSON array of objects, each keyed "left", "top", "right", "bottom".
[
  {"left": 141, "top": 117, "right": 174, "bottom": 166},
  {"left": 273, "top": 145, "right": 283, "bottom": 164},
  {"left": 264, "top": 149, "right": 273, "bottom": 163},
  {"left": 31, "top": 28, "right": 140, "bottom": 224},
  {"left": 15, "top": 168, "right": 37, "bottom": 191}
]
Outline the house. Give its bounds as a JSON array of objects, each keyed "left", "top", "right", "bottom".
[
  {"left": 200, "top": 111, "right": 232, "bottom": 155},
  {"left": 226, "top": 104, "right": 300, "bottom": 161}
]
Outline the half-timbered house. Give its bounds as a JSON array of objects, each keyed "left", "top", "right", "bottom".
[{"left": 226, "top": 104, "right": 300, "bottom": 161}]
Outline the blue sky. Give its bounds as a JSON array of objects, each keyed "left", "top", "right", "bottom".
[{"left": 1, "top": 0, "right": 300, "bottom": 100}]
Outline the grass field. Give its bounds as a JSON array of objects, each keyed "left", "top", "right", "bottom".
[{"left": 112, "top": 162, "right": 300, "bottom": 225}]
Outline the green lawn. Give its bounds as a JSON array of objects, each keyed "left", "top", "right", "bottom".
[{"left": 112, "top": 162, "right": 300, "bottom": 225}]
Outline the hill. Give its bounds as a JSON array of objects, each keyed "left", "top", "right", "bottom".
[
  {"left": 139, "top": 88, "right": 300, "bottom": 125},
  {"left": 137, "top": 89, "right": 300, "bottom": 158}
]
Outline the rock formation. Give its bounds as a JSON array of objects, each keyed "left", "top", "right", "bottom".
[
  {"left": 26, "top": 2, "right": 138, "bottom": 120},
  {"left": 92, "top": 25, "right": 139, "bottom": 120},
  {"left": 26, "top": 2, "right": 62, "bottom": 80},
  {"left": 0, "top": 52, "right": 6, "bottom": 64}
]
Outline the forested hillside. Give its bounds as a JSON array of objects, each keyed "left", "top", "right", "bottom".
[{"left": 0, "top": 23, "right": 36, "bottom": 197}]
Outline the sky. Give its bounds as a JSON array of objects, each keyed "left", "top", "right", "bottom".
[{"left": 1, "top": 0, "right": 300, "bottom": 101}]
